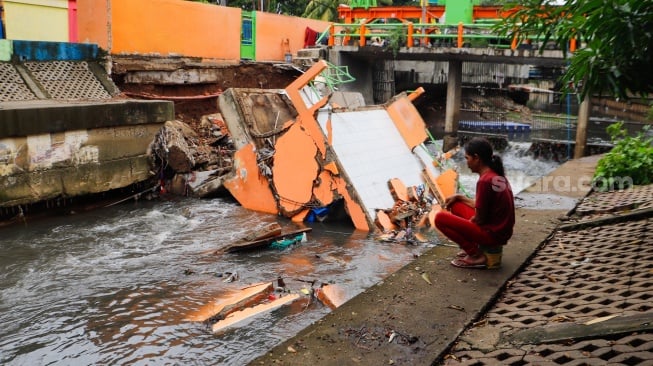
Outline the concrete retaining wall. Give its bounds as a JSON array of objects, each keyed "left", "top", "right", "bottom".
[
  {"left": 0, "top": 124, "right": 163, "bottom": 207},
  {"left": 0, "top": 41, "right": 174, "bottom": 210},
  {"left": 0, "top": 100, "right": 173, "bottom": 208}
]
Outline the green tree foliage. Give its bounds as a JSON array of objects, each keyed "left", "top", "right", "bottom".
[
  {"left": 496, "top": 0, "right": 653, "bottom": 100},
  {"left": 302, "top": 0, "right": 344, "bottom": 21},
  {"left": 302, "top": 0, "right": 391, "bottom": 21},
  {"left": 271, "top": 0, "right": 311, "bottom": 15},
  {"left": 593, "top": 122, "right": 653, "bottom": 190},
  {"left": 186, "top": 0, "right": 308, "bottom": 15}
]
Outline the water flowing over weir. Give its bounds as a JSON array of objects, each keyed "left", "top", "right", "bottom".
[
  {"left": 0, "top": 142, "right": 560, "bottom": 365},
  {"left": 432, "top": 141, "right": 559, "bottom": 196}
]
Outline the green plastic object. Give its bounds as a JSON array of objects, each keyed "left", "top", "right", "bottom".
[
  {"left": 444, "top": 0, "right": 471, "bottom": 25},
  {"left": 349, "top": 0, "right": 377, "bottom": 9},
  {"left": 442, "top": 0, "right": 479, "bottom": 25},
  {"left": 269, "top": 233, "right": 305, "bottom": 250}
]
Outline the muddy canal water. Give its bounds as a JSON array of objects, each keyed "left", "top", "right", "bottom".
[{"left": 0, "top": 142, "right": 558, "bottom": 365}]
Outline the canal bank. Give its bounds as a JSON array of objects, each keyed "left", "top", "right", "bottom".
[
  {"left": 250, "top": 154, "right": 650, "bottom": 365},
  {"left": 0, "top": 41, "right": 172, "bottom": 219}
]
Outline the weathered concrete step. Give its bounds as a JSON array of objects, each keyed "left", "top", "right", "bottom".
[
  {"left": 296, "top": 47, "right": 326, "bottom": 59},
  {"left": 0, "top": 99, "right": 172, "bottom": 138},
  {"left": 292, "top": 56, "right": 319, "bottom": 68}
]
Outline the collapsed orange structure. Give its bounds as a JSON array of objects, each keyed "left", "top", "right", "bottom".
[{"left": 218, "top": 60, "right": 458, "bottom": 233}]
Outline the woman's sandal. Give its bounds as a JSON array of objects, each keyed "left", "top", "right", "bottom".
[
  {"left": 456, "top": 251, "right": 467, "bottom": 258},
  {"left": 450, "top": 257, "right": 487, "bottom": 269}
]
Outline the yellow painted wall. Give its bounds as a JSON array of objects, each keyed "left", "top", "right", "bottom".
[
  {"left": 77, "top": 0, "right": 110, "bottom": 49},
  {"left": 256, "top": 12, "right": 330, "bottom": 62},
  {"left": 4, "top": 0, "right": 68, "bottom": 41},
  {"left": 109, "top": 0, "right": 241, "bottom": 60}
]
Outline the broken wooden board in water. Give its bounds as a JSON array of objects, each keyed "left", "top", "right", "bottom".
[
  {"left": 211, "top": 293, "right": 300, "bottom": 333},
  {"left": 185, "top": 281, "right": 302, "bottom": 334},
  {"left": 224, "top": 227, "right": 312, "bottom": 253},
  {"left": 242, "top": 222, "right": 282, "bottom": 241},
  {"left": 186, "top": 282, "right": 274, "bottom": 323},
  {"left": 315, "top": 284, "right": 347, "bottom": 310}
]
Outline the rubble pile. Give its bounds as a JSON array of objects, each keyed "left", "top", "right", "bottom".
[
  {"left": 150, "top": 115, "right": 235, "bottom": 197},
  {"left": 151, "top": 60, "right": 460, "bottom": 235}
]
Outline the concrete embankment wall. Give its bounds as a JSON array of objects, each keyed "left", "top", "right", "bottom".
[
  {"left": 0, "top": 41, "right": 173, "bottom": 211},
  {"left": 0, "top": 105, "right": 169, "bottom": 207}
]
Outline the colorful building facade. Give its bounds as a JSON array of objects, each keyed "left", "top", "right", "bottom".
[{"left": 1, "top": 0, "right": 331, "bottom": 62}]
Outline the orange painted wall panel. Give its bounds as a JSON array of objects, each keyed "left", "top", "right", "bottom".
[
  {"left": 387, "top": 97, "right": 428, "bottom": 150},
  {"left": 110, "top": 0, "right": 241, "bottom": 60},
  {"left": 75, "top": 0, "right": 331, "bottom": 61},
  {"left": 77, "top": 0, "right": 109, "bottom": 49},
  {"left": 255, "top": 12, "right": 330, "bottom": 62},
  {"left": 272, "top": 122, "right": 320, "bottom": 216},
  {"left": 224, "top": 144, "right": 279, "bottom": 215}
]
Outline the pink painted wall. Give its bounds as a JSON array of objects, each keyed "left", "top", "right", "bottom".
[{"left": 77, "top": 0, "right": 109, "bottom": 48}]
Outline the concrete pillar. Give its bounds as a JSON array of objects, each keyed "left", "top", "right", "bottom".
[
  {"left": 574, "top": 95, "right": 590, "bottom": 159},
  {"left": 444, "top": 60, "right": 462, "bottom": 152},
  {"left": 328, "top": 49, "right": 375, "bottom": 105},
  {"left": 372, "top": 60, "right": 395, "bottom": 104}
]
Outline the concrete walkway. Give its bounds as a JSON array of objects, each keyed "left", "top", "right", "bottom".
[{"left": 250, "top": 155, "right": 624, "bottom": 365}]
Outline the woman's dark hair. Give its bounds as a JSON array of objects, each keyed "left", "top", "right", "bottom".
[{"left": 464, "top": 137, "right": 506, "bottom": 176}]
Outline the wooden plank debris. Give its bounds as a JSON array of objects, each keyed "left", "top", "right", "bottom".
[
  {"left": 224, "top": 227, "right": 312, "bottom": 253},
  {"left": 212, "top": 293, "right": 300, "bottom": 333},
  {"left": 315, "top": 284, "right": 347, "bottom": 309},
  {"left": 242, "top": 222, "right": 282, "bottom": 242},
  {"left": 185, "top": 282, "right": 274, "bottom": 322}
]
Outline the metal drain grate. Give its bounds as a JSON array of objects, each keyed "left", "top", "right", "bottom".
[
  {"left": 575, "top": 185, "right": 653, "bottom": 215},
  {"left": 447, "top": 333, "right": 653, "bottom": 365},
  {"left": 24, "top": 61, "right": 111, "bottom": 100},
  {"left": 490, "top": 219, "right": 652, "bottom": 328},
  {"left": 0, "top": 62, "right": 37, "bottom": 101},
  {"left": 444, "top": 217, "right": 653, "bottom": 365}
]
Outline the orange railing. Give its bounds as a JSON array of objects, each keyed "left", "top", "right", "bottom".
[{"left": 328, "top": 21, "right": 577, "bottom": 51}]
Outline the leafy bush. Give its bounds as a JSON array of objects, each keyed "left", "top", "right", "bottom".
[
  {"left": 592, "top": 122, "right": 653, "bottom": 191},
  {"left": 387, "top": 26, "right": 406, "bottom": 57}
]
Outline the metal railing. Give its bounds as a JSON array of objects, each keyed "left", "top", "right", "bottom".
[{"left": 328, "top": 21, "right": 576, "bottom": 51}]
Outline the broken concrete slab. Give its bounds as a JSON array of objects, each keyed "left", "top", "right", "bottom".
[
  {"left": 218, "top": 60, "right": 458, "bottom": 232},
  {"left": 184, "top": 169, "right": 227, "bottom": 197}
]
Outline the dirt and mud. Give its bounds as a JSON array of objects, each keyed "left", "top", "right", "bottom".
[
  {"left": 112, "top": 62, "right": 303, "bottom": 132},
  {"left": 111, "top": 59, "right": 534, "bottom": 149}
]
